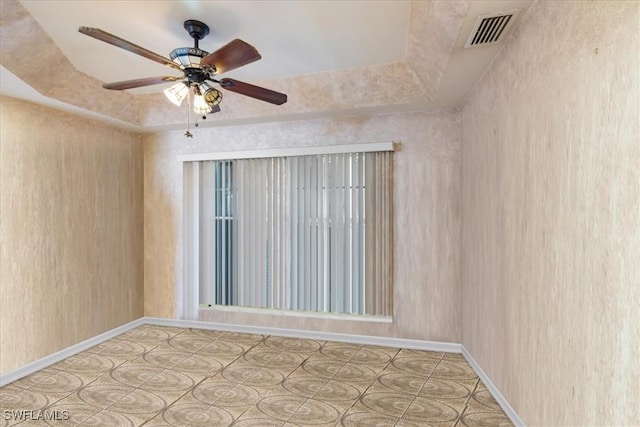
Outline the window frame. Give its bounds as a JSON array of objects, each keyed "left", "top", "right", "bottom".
[{"left": 181, "top": 142, "right": 394, "bottom": 321}]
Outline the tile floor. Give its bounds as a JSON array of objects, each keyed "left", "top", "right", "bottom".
[{"left": 0, "top": 325, "right": 512, "bottom": 426}]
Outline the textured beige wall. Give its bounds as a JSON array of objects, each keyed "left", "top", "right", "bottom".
[
  {"left": 460, "top": 1, "right": 639, "bottom": 425},
  {"left": 0, "top": 97, "right": 144, "bottom": 374},
  {"left": 144, "top": 111, "right": 462, "bottom": 342}
]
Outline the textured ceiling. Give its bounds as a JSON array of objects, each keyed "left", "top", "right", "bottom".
[
  {"left": 20, "top": 0, "right": 412, "bottom": 86},
  {"left": 0, "top": 0, "right": 534, "bottom": 131}
]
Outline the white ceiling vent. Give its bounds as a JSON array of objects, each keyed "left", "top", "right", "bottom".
[{"left": 465, "top": 10, "right": 520, "bottom": 48}]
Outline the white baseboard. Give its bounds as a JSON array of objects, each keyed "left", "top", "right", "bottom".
[
  {"left": 461, "top": 345, "right": 525, "bottom": 427},
  {"left": 143, "top": 316, "right": 462, "bottom": 353},
  {"left": 0, "top": 318, "right": 145, "bottom": 387},
  {"left": 0, "top": 315, "right": 523, "bottom": 427}
]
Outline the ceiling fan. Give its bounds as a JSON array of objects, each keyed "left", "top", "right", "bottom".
[{"left": 78, "top": 19, "right": 287, "bottom": 134}]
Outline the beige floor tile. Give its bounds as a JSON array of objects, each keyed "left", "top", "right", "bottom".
[
  {"left": 221, "top": 361, "right": 286, "bottom": 388},
  {"left": 0, "top": 388, "right": 52, "bottom": 413},
  {"left": 418, "top": 377, "right": 477, "bottom": 400},
  {"left": 219, "top": 331, "right": 265, "bottom": 344},
  {"left": 136, "top": 369, "right": 199, "bottom": 400},
  {"left": 242, "top": 346, "right": 306, "bottom": 370},
  {"left": 359, "top": 389, "right": 414, "bottom": 418},
  {"left": 0, "top": 384, "right": 25, "bottom": 402},
  {"left": 140, "top": 414, "right": 172, "bottom": 427},
  {"left": 300, "top": 356, "right": 347, "bottom": 380},
  {"left": 342, "top": 401, "right": 401, "bottom": 426},
  {"left": 431, "top": 358, "right": 478, "bottom": 381},
  {"left": 340, "top": 409, "right": 399, "bottom": 426},
  {"left": 395, "top": 418, "right": 439, "bottom": 427},
  {"left": 321, "top": 342, "right": 396, "bottom": 367},
  {"left": 104, "top": 388, "right": 169, "bottom": 415},
  {"left": 467, "top": 388, "right": 503, "bottom": 412},
  {"left": 161, "top": 394, "right": 236, "bottom": 426},
  {"left": 377, "top": 370, "right": 429, "bottom": 395},
  {"left": 400, "top": 395, "right": 462, "bottom": 424},
  {"left": 119, "top": 326, "right": 175, "bottom": 344},
  {"left": 44, "top": 393, "right": 101, "bottom": 425},
  {"left": 390, "top": 355, "right": 441, "bottom": 376},
  {"left": 184, "top": 327, "right": 227, "bottom": 339},
  {"left": 85, "top": 338, "right": 148, "bottom": 360},
  {"left": 59, "top": 352, "right": 124, "bottom": 376},
  {"left": 332, "top": 362, "right": 380, "bottom": 384},
  {"left": 264, "top": 336, "right": 324, "bottom": 353},
  {"left": 166, "top": 333, "right": 216, "bottom": 353},
  {"left": 191, "top": 376, "right": 263, "bottom": 408},
  {"left": 238, "top": 405, "right": 286, "bottom": 424},
  {"left": 459, "top": 409, "right": 514, "bottom": 426},
  {"left": 235, "top": 416, "right": 285, "bottom": 427},
  {"left": 197, "top": 338, "right": 251, "bottom": 358},
  {"left": 397, "top": 348, "right": 444, "bottom": 360},
  {"left": 287, "top": 397, "right": 341, "bottom": 426},
  {"left": 255, "top": 394, "right": 308, "bottom": 422},
  {"left": 164, "top": 354, "right": 223, "bottom": 378},
  {"left": 443, "top": 352, "right": 468, "bottom": 362},
  {"left": 8, "top": 418, "right": 66, "bottom": 427},
  {"left": 75, "top": 376, "right": 135, "bottom": 410},
  {"left": 141, "top": 347, "right": 190, "bottom": 370},
  {"left": 107, "top": 361, "right": 163, "bottom": 388},
  {"left": 358, "top": 343, "right": 402, "bottom": 358},
  {"left": 82, "top": 407, "right": 151, "bottom": 426},
  {"left": 2, "top": 368, "right": 58, "bottom": 392},
  {"left": 320, "top": 342, "right": 363, "bottom": 359}
]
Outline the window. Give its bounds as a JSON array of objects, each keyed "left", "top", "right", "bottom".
[
  {"left": 183, "top": 144, "right": 393, "bottom": 318},
  {"left": 212, "top": 161, "right": 233, "bottom": 306}
]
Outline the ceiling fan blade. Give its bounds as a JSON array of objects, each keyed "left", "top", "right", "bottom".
[
  {"left": 201, "top": 39, "right": 261, "bottom": 74},
  {"left": 79, "top": 26, "right": 181, "bottom": 71},
  {"left": 103, "top": 76, "right": 183, "bottom": 90},
  {"left": 219, "top": 78, "right": 287, "bottom": 105}
]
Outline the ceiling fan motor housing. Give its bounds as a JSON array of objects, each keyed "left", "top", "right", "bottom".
[
  {"left": 184, "top": 68, "right": 208, "bottom": 84},
  {"left": 183, "top": 20, "right": 210, "bottom": 48}
]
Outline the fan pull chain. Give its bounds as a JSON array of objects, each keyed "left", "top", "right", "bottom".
[{"left": 185, "top": 86, "right": 193, "bottom": 138}]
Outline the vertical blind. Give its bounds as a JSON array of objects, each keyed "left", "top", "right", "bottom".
[{"left": 185, "top": 150, "right": 393, "bottom": 317}]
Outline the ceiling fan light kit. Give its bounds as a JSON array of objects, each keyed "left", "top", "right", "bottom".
[
  {"left": 199, "top": 81, "right": 223, "bottom": 105},
  {"left": 78, "top": 19, "right": 287, "bottom": 137},
  {"left": 163, "top": 82, "right": 189, "bottom": 107}
]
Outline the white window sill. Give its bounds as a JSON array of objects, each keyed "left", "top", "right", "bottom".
[{"left": 199, "top": 304, "right": 393, "bottom": 323}]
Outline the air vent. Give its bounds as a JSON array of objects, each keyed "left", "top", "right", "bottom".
[{"left": 465, "top": 10, "right": 519, "bottom": 48}]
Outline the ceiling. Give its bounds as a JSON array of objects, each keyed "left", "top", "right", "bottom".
[{"left": 0, "top": 0, "right": 534, "bottom": 131}]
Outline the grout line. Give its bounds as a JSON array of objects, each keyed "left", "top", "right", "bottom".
[
  {"left": 344, "top": 346, "right": 402, "bottom": 425},
  {"left": 216, "top": 332, "right": 271, "bottom": 410},
  {"left": 277, "top": 337, "right": 329, "bottom": 424},
  {"left": 454, "top": 378, "right": 480, "bottom": 427},
  {"left": 395, "top": 352, "right": 445, "bottom": 426}
]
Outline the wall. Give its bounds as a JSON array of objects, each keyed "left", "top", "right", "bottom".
[
  {"left": 0, "top": 97, "right": 144, "bottom": 374},
  {"left": 144, "top": 111, "right": 461, "bottom": 342},
  {"left": 461, "top": 1, "right": 639, "bottom": 425}
]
